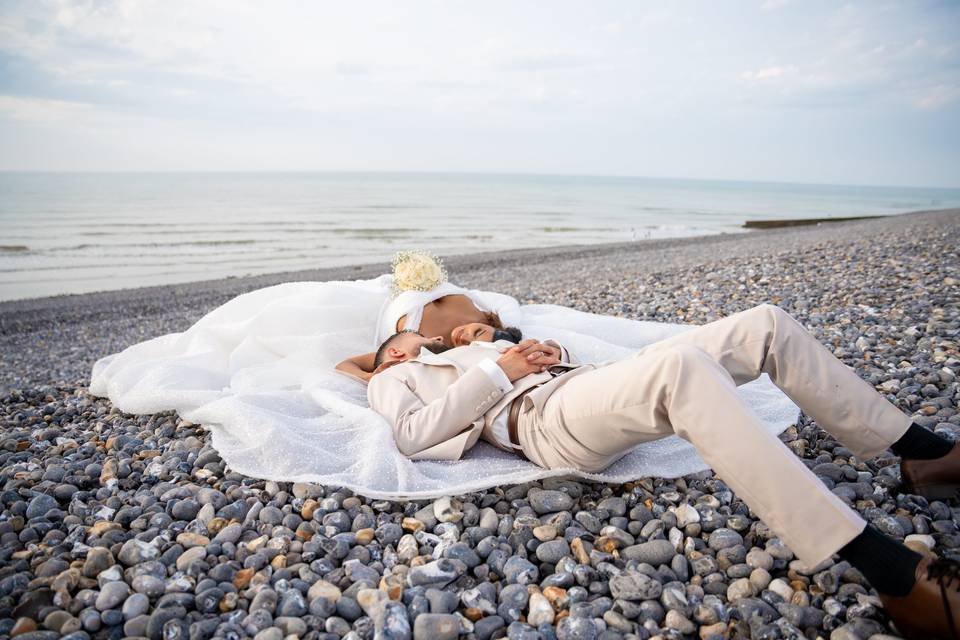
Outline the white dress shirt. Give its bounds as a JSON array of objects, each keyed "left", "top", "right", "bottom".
[{"left": 475, "top": 341, "right": 570, "bottom": 450}]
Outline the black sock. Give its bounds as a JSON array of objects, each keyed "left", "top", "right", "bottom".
[
  {"left": 837, "top": 525, "right": 922, "bottom": 596},
  {"left": 890, "top": 422, "right": 954, "bottom": 460}
]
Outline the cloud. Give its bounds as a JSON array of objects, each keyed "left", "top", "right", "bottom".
[
  {"left": 589, "top": 21, "right": 622, "bottom": 34},
  {"left": 761, "top": 0, "right": 790, "bottom": 11},
  {"left": 739, "top": 65, "right": 798, "bottom": 81},
  {"left": 488, "top": 50, "right": 601, "bottom": 72},
  {"left": 0, "top": 1, "right": 958, "bottom": 185},
  {"left": 0, "top": 95, "right": 95, "bottom": 122},
  {"left": 915, "top": 84, "right": 960, "bottom": 109}
]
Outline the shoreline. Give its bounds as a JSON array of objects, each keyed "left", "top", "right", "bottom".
[
  {"left": 1, "top": 207, "right": 954, "bottom": 313},
  {"left": 1, "top": 206, "right": 957, "bottom": 392}
]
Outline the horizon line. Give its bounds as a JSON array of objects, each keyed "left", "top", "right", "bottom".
[{"left": 1, "top": 168, "right": 959, "bottom": 192}]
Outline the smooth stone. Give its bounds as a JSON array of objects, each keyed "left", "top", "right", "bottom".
[
  {"left": 132, "top": 575, "right": 165, "bottom": 597},
  {"left": 95, "top": 581, "right": 130, "bottom": 611},
  {"left": 555, "top": 616, "right": 598, "bottom": 640},
  {"left": 665, "top": 609, "right": 696, "bottom": 634},
  {"left": 407, "top": 559, "right": 463, "bottom": 588},
  {"left": 621, "top": 539, "right": 676, "bottom": 565},
  {"left": 474, "top": 616, "right": 506, "bottom": 640},
  {"left": 609, "top": 572, "right": 662, "bottom": 601},
  {"left": 175, "top": 546, "right": 206, "bottom": 571},
  {"left": 276, "top": 617, "right": 308, "bottom": 636},
  {"left": 117, "top": 539, "right": 159, "bottom": 566},
  {"left": 122, "top": 593, "right": 150, "bottom": 620},
  {"left": 253, "top": 629, "right": 282, "bottom": 640},
  {"left": 145, "top": 605, "right": 187, "bottom": 640},
  {"left": 433, "top": 496, "right": 463, "bottom": 523},
  {"left": 528, "top": 489, "right": 575, "bottom": 514},
  {"left": 412, "top": 613, "right": 459, "bottom": 640},
  {"left": 708, "top": 528, "right": 743, "bottom": 551},
  {"left": 379, "top": 601, "right": 412, "bottom": 639},
  {"left": 82, "top": 548, "right": 114, "bottom": 577},
  {"left": 727, "top": 578, "right": 757, "bottom": 602},
  {"left": 904, "top": 533, "right": 936, "bottom": 551},
  {"left": 675, "top": 503, "right": 701, "bottom": 527},
  {"left": 745, "top": 548, "right": 774, "bottom": 571},
  {"left": 26, "top": 494, "right": 58, "bottom": 519},
  {"left": 213, "top": 522, "right": 242, "bottom": 543},
  {"left": 308, "top": 580, "right": 342, "bottom": 602},
  {"left": 527, "top": 592, "right": 555, "bottom": 626},
  {"left": 535, "top": 539, "right": 570, "bottom": 564},
  {"left": 502, "top": 557, "right": 539, "bottom": 585}
]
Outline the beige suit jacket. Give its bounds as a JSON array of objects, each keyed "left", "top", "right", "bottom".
[{"left": 366, "top": 340, "right": 593, "bottom": 461}]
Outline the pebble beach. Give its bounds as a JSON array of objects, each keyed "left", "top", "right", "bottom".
[{"left": 1, "top": 208, "right": 958, "bottom": 640}]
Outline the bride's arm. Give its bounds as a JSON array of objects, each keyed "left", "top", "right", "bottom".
[{"left": 335, "top": 353, "right": 377, "bottom": 383}]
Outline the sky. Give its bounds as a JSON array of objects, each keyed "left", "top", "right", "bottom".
[{"left": 0, "top": 0, "right": 958, "bottom": 187}]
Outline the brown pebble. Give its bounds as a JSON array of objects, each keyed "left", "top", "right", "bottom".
[
  {"left": 207, "top": 518, "right": 227, "bottom": 535},
  {"left": 301, "top": 499, "right": 319, "bottom": 520},
  {"left": 10, "top": 618, "right": 36, "bottom": 637},
  {"left": 219, "top": 592, "right": 238, "bottom": 612},
  {"left": 89, "top": 521, "right": 122, "bottom": 537},
  {"left": 543, "top": 586, "right": 567, "bottom": 609},
  {"left": 379, "top": 575, "right": 403, "bottom": 600},
  {"left": 355, "top": 528, "right": 375, "bottom": 545},
  {"left": 463, "top": 607, "right": 484, "bottom": 621},
  {"left": 570, "top": 538, "right": 590, "bottom": 564},
  {"left": 402, "top": 518, "right": 424, "bottom": 533},
  {"left": 233, "top": 568, "right": 254, "bottom": 588}
]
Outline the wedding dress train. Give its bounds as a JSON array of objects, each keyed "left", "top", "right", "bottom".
[{"left": 90, "top": 275, "right": 800, "bottom": 499}]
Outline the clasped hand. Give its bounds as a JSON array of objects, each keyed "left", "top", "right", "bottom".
[{"left": 496, "top": 339, "right": 561, "bottom": 382}]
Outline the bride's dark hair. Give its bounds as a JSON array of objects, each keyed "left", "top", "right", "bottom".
[
  {"left": 483, "top": 312, "right": 503, "bottom": 329},
  {"left": 494, "top": 327, "right": 523, "bottom": 343}
]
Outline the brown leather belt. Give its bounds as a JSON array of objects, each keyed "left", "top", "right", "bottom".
[{"left": 507, "top": 387, "right": 536, "bottom": 461}]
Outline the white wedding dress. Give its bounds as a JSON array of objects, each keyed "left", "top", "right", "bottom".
[{"left": 90, "top": 275, "right": 800, "bottom": 499}]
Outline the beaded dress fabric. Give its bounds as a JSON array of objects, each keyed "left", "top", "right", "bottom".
[{"left": 90, "top": 275, "right": 799, "bottom": 499}]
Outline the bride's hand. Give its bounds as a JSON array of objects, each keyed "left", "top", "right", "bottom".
[{"left": 513, "top": 340, "right": 561, "bottom": 368}]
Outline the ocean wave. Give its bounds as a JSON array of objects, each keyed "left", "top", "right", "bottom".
[
  {"left": 0, "top": 245, "right": 30, "bottom": 254},
  {"left": 541, "top": 226, "right": 617, "bottom": 232},
  {"left": 66, "top": 220, "right": 338, "bottom": 229},
  {"left": 330, "top": 228, "right": 419, "bottom": 236},
  {"left": 66, "top": 239, "right": 261, "bottom": 249},
  {"left": 0, "top": 252, "right": 320, "bottom": 275}
]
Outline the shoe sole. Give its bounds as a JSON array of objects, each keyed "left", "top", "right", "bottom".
[{"left": 908, "top": 483, "right": 959, "bottom": 501}]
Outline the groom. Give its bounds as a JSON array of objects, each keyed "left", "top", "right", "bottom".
[{"left": 367, "top": 303, "right": 959, "bottom": 639}]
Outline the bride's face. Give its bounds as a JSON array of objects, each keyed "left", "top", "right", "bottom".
[{"left": 451, "top": 322, "right": 496, "bottom": 347}]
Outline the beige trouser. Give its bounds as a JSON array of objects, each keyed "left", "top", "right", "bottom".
[{"left": 517, "top": 303, "right": 912, "bottom": 566}]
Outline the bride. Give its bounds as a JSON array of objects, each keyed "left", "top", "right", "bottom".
[{"left": 89, "top": 251, "right": 800, "bottom": 499}]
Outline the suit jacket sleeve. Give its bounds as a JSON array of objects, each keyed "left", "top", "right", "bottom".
[
  {"left": 368, "top": 365, "right": 507, "bottom": 457},
  {"left": 544, "top": 339, "right": 578, "bottom": 365}
]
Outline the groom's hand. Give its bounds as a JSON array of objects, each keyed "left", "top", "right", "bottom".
[
  {"left": 513, "top": 340, "right": 561, "bottom": 367},
  {"left": 497, "top": 346, "right": 548, "bottom": 382},
  {"left": 496, "top": 341, "right": 561, "bottom": 381}
]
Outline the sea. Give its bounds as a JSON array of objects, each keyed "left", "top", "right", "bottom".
[{"left": 2, "top": 172, "right": 958, "bottom": 302}]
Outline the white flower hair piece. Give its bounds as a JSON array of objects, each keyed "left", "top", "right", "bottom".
[{"left": 391, "top": 250, "right": 448, "bottom": 297}]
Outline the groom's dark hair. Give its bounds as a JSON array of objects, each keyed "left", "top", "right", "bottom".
[{"left": 374, "top": 330, "right": 419, "bottom": 369}]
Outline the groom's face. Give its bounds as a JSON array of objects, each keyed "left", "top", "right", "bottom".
[{"left": 382, "top": 333, "right": 448, "bottom": 366}]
